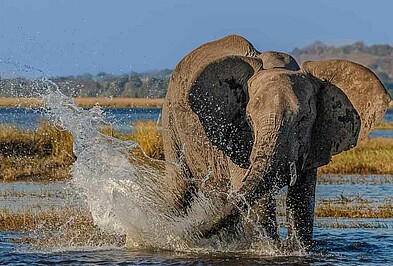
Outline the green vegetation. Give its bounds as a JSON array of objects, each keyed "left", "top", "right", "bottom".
[{"left": 0, "top": 69, "right": 171, "bottom": 98}]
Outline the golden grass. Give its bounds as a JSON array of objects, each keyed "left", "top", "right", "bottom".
[
  {"left": 1, "top": 208, "right": 125, "bottom": 248},
  {"left": 0, "top": 97, "right": 164, "bottom": 108},
  {"left": 74, "top": 97, "right": 164, "bottom": 108},
  {"left": 0, "top": 98, "right": 42, "bottom": 108},
  {"left": 318, "top": 138, "right": 393, "bottom": 175},
  {"left": 129, "top": 121, "right": 164, "bottom": 160},
  {"left": 0, "top": 97, "right": 390, "bottom": 109},
  {"left": 1, "top": 119, "right": 392, "bottom": 181},
  {"left": 317, "top": 174, "right": 393, "bottom": 185},
  {"left": 276, "top": 194, "right": 393, "bottom": 219},
  {"left": 100, "top": 121, "right": 164, "bottom": 160},
  {"left": 375, "top": 121, "right": 393, "bottom": 130},
  {"left": 0, "top": 122, "right": 74, "bottom": 181},
  {"left": 0, "top": 121, "right": 165, "bottom": 181},
  {"left": 315, "top": 221, "right": 389, "bottom": 229},
  {"left": 315, "top": 201, "right": 393, "bottom": 218}
]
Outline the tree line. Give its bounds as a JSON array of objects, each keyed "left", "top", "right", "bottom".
[
  {"left": 0, "top": 69, "right": 171, "bottom": 98},
  {"left": 1, "top": 41, "right": 393, "bottom": 98}
]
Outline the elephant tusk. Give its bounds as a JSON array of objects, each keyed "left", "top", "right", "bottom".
[{"left": 289, "top": 161, "right": 297, "bottom": 186}]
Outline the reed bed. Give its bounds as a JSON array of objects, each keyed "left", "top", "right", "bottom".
[
  {"left": 0, "top": 122, "right": 74, "bottom": 181},
  {"left": 1, "top": 207, "right": 125, "bottom": 248},
  {"left": 375, "top": 121, "right": 393, "bottom": 130},
  {"left": 100, "top": 121, "right": 163, "bottom": 159},
  {"left": 1, "top": 199, "right": 392, "bottom": 239},
  {"left": 315, "top": 221, "right": 389, "bottom": 229},
  {"left": 276, "top": 194, "right": 393, "bottom": 219},
  {"left": 315, "top": 201, "right": 393, "bottom": 218},
  {"left": 318, "top": 138, "right": 393, "bottom": 175},
  {"left": 129, "top": 121, "right": 164, "bottom": 160},
  {"left": 0, "top": 121, "right": 164, "bottom": 181},
  {"left": 1, "top": 120, "right": 393, "bottom": 181},
  {"left": 317, "top": 174, "right": 393, "bottom": 185},
  {"left": 0, "top": 97, "right": 164, "bottom": 108}
]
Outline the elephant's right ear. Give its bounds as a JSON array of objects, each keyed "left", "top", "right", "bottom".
[
  {"left": 189, "top": 56, "right": 263, "bottom": 168},
  {"left": 302, "top": 59, "right": 391, "bottom": 168}
]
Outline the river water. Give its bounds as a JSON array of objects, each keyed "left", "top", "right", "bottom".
[
  {"left": 0, "top": 99, "right": 392, "bottom": 265},
  {"left": 0, "top": 107, "right": 392, "bottom": 136},
  {"left": 1, "top": 179, "right": 393, "bottom": 265}
]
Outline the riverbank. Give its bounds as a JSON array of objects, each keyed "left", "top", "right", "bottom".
[
  {"left": 0, "top": 121, "right": 392, "bottom": 181},
  {"left": 0, "top": 97, "right": 164, "bottom": 108},
  {"left": 318, "top": 138, "right": 393, "bottom": 175},
  {"left": 0, "top": 98, "right": 392, "bottom": 109}
]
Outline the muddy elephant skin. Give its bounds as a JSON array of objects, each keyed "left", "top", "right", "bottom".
[{"left": 162, "top": 35, "right": 391, "bottom": 247}]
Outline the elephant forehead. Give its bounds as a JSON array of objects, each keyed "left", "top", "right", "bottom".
[
  {"left": 247, "top": 70, "right": 316, "bottom": 115},
  {"left": 258, "top": 51, "right": 300, "bottom": 71}
]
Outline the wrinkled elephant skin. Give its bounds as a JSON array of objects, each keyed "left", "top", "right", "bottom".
[{"left": 162, "top": 35, "right": 391, "bottom": 248}]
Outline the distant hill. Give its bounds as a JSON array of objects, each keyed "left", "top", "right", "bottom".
[{"left": 291, "top": 41, "right": 393, "bottom": 97}]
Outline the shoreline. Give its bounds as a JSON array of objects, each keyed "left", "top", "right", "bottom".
[
  {"left": 0, "top": 97, "right": 391, "bottom": 109},
  {"left": 0, "top": 97, "right": 165, "bottom": 108}
]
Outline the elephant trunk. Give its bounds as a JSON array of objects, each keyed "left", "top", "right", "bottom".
[
  {"left": 196, "top": 72, "right": 301, "bottom": 237},
  {"left": 237, "top": 71, "right": 300, "bottom": 205}
]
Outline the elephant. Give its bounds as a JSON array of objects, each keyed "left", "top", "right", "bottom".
[{"left": 162, "top": 35, "right": 391, "bottom": 248}]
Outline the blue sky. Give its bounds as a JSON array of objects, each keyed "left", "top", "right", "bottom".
[{"left": 0, "top": 0, "right": 392, "bottom": 77}]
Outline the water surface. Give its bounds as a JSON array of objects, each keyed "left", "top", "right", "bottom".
[{"left": 1, "top": 178, "right": 393, "bottom": 265}]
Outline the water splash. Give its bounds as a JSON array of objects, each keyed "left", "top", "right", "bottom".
[{"left": 38, "top": 82, "right": 305, "bottom": 255}]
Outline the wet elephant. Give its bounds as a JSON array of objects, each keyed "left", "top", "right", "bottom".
[{"left": 162, "top": 35, "right": 391, "bottom": 248}]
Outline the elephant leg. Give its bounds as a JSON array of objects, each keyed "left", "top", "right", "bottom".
[
  {"left": 244, "top": 193, "right": 279, "bottom": 240},
  {"left": 286, "top": 168, "right": 317, "bottom": 248}
]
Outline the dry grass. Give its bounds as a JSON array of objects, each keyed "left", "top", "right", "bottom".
[
  {"left": 0, "top": 122, "right": 74, "bottom": 181},
  {"left": 0, "top": 97, "right": 164, "bottom": 108},
  {"left": 1, "top": 119, "right": 392, "bottom": 181},
  {"left": 317, "top": 174, "right": 393, "bottom": 184},
  {"left": 74, "top": 97, "right": 164, "bottom": 108},
  {"left": 100, "top": 121, "right": 164, "bottom": 160},
  {"left": 0, "top": 121, "right": 164, "bottom": 181},
  {"left": 129, "top": 121, "right": 164, "bottom": 160},
  {"left": 1, "top": 207, "right": 125, "bottom": 248},
  {"left": 315, "top": 201, "right": 393, "bottom": 218},
  {"left": 277, "top": 194, "right": 393, "bottom": 219},
  {"left": 315, "top": 220, "right": 389, "bottom": 229},
  {"left": 375, "top": 121, "right": 393, "bottom": 130},
  {"left": 0, "top": 98, "right": 42, "bottom": 108},
  {"left": 318, "top": 138, "right": 393, "bottom": 175}
]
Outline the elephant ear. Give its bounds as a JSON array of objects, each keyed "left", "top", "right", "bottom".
[
  {"left": 302, "top": 59, "right": 391, "bottom": 168},
  {"left": 189, "top": 56, "right": 263, "bottom": 168}
]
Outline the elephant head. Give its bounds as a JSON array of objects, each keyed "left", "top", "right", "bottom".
[{"left": 162, "top": 35, "right": 391, "bottom": 239}]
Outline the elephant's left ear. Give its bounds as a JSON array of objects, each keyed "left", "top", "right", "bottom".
[{"left": 302, "top": 59, "right": 391, "bottom": 168}]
